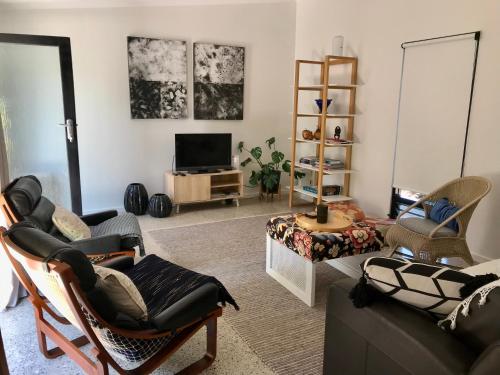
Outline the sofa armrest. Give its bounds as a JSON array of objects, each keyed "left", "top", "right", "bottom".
[
  {"left": 325, "top": 279, "right": 476, "bottom": 375},
  {"left": 151, "top": 283, "right": 219, "bottom": 332},
  {"left": 97, "top": 256, "right": 135, "bottom": 271},
  {"left": 469, "top": 341, "right": 500, "bottom": 375},
  {"left": 71, "top": 234, "right": 121, "bottom": 255},
  {"left": 80, "top": 210, "right": 118, "bottom": 226}
]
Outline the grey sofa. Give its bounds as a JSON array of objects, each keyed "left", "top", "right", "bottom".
[{"left": 324, "top": 278, "right": 500, "bottom": 375}]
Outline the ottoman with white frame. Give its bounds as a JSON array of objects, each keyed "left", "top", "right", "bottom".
[{"left": 265, "top": 215, "right": 385, "bottom": 307}]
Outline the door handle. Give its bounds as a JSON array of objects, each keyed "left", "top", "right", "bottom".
[{"left": 59, "top": 119, "right": 76, "bottom": 143}]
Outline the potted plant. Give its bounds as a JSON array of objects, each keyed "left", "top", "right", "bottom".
[{"left": 237, "top": 137, "right": 305, "bottom": 194}]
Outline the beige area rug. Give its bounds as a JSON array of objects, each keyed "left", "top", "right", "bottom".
[{"left": 149, "top": 215, "right": 348, "bottom": 375}]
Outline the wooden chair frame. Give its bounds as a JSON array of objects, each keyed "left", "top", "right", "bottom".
[
  {"left": 0, "top": 194, "right": 136, "bottom": 261},
  {"left": 0, "top": 227, "right": 222, "bottom": 375}
]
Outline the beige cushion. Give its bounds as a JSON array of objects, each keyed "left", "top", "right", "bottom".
[
  {"left": 52, "top": 205, "right": 91, "bottom": 241},
  {"left": 94, "top": 265, "right": 148, "bottom": 321},
  {"left": 399, "top": 217, "right": 457, "bottom": 238}
]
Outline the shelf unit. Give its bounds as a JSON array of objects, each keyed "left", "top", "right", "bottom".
[
  {"left": 289, "top": 56, "right": 358, "bottom": 207},
  {"left": 165, "top": 170, "right": 243, "bottom": 213}
]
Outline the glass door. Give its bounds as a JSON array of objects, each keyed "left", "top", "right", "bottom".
[{"left": 0, "top": 34, "right": 81, "bottom": 214}]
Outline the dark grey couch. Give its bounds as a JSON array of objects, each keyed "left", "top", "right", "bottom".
[{"left": 324, "top": 278, "right": 500, "bottom": 375}]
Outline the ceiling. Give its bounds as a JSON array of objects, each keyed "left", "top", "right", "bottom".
[{"left": 0, "top": 0, "right": 294, "bottom": 10}]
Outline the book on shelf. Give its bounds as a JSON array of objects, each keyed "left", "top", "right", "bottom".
[
  {"left": 299, "top": 156, "right": 345, "bottom": 170},
  {"left": 302, "top": 185, "right": 342, "bottom": 196}
]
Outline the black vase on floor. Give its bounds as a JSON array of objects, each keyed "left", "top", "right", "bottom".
[
  {"left": 148, "top": 193, "right": 172, "bottom": 218},
  {"left": 124, "top": 183, "right": 149, "bottom": 215}
]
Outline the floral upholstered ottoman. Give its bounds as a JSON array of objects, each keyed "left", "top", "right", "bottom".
[{"left": 265, "top": 214, "right": 386, "bottom": 306}]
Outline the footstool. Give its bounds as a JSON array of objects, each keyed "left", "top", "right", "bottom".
[{"left": 265, "top": 214, "right": 386, "bottom": 306}]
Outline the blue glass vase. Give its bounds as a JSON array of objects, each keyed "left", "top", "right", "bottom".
[{"left": 314, "top": 99, "right": 332, "bottom": 112}]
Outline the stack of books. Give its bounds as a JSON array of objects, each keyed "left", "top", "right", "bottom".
[
  {"left": 299, "top": 156, "right": 344, "bottom": 170},
  {"left": 302, "top": 185, "right": 342, "bottom": 196}
]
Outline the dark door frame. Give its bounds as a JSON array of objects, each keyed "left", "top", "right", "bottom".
[{"left": 0, "top": 33, "right": 82, "bottom": 214}]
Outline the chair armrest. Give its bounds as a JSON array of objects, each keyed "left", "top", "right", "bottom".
[
  {"left": 71, "top": 234, "right": 122, "bottom": 255},
  {"left": 468, "top": 341, "right": 500, "bottom": 375},
  {"left": 80, "top": 210, "right": 118, "bottom": 226},
  {"left": 97, "top": 255, "right": 135, "bottom": 271},
  {"left": 396, "top": 194, "right": 431, "bottom": 221},
  {"left": 151, "top": 283, "right": 219, "bottom": 332}
]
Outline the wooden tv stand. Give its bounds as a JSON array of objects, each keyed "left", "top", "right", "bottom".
[{"left": 165, "top": 170, "right": 243, "bottom": 213}]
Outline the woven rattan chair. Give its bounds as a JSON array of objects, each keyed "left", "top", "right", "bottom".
[
  {"left": 0, "top": 225, "right": 225, "bottom": 375},
  {"left": 386, "top": 176, "right": 492, "bottom": 265}
]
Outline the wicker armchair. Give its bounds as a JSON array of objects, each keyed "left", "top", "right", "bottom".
[
  {"left": 386, "top": 176, "right": 492, "bottom": 265},
  {"left": 0, "top": 224, "right": 226, "bottom": 374}
]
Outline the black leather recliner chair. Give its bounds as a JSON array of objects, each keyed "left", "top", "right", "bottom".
[
  {"left": 1, "top": 175, "right": 145, "bottom": 259},
  {"left": 324, "top": 278, "right": 500, "bottom": 375},
  {"left": 1, "top": 223, "right": 231, "bottom": 374}
]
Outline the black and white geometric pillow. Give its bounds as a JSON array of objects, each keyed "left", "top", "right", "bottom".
[{"left": 362, "top": 257, "right": 473, "bottom": 315}]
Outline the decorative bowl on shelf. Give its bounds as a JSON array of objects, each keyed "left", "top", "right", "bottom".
[
  {"left": 314, "top": 98, "right": 332, "bottom": 112},
  {"left": 302, "top": 129, "right": 313, "bottom": 140}
]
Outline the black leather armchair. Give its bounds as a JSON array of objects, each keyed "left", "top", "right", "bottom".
[
  {"left": 324, "top": 278, "right": 500, "bottom": 375},
  {"left": 1, "top": 224, "right": 227, "bottom": 374},
  {"left": 1, "top": 175, "right": 144, "bottom": 260}
]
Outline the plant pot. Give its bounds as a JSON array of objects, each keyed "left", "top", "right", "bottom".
[
  {"left": 148, "top": 193, "right": 172, "bottom": 218},
  {"left": 124, "top": 183, "right": 149, "bottom": 215},
  {"left": 261, "top": 170, "right": 281, "bottom": 194}
]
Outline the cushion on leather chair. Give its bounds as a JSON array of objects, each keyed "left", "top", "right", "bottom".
[
  {"left": 399, "top": 217, "right": 457, "bottom": 238},
  {"left": 4, "top": 175, "right": 42, "bottom": 216}
]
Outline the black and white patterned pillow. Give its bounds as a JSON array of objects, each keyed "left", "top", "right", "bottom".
[{"left": 362, "top": 257, "right": 473, "bottom": 315}]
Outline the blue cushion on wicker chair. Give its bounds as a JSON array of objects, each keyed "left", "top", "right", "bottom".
[{"left": 429, "top": 198, "right": 459, "bottom": 232}]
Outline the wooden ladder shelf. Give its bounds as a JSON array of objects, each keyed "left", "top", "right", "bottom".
[{"left": 289, "top": 55, "right": 358, "bottom": 207}]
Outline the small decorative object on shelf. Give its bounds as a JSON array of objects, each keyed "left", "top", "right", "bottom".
[
  {"left": 148, "top": 193, "right": 172, "bottom": 218},
  {"left": 302, "top": 129, "right": 313, "bottom": 140},
  {"left": 316, "top": 204, "right": 328, "bottom": 224},
  {"left": 334, "top": 126, "right": 342, "bottom": 140},
  {"left": 314, "top": 98, "right": 332, "bottom": 112},
  {"left": 332, "top": 35, "right": 344, "bottom": 56},
  {"left": 232, "top": 154, "right": 240, "bottom": 170},
  {"left": 124, "top": 183, "right": 149, "bottom": 215},
  {"left": 314, "top": 128, "right": 321, "bottom": 140}
]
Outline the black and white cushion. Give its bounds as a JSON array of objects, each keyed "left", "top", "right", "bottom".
[{"left": 362, "top": 257, "right": 473, "bottom": 315}]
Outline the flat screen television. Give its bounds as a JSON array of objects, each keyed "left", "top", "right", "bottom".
[{"left": 175, "top": 133, "right": 232, "bottom": 172}]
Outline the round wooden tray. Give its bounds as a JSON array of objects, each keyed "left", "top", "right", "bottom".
[{"left": 295, "top": 210, "right": 353, "bottom": 232}]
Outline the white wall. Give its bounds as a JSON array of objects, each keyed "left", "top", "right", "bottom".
[
  {"left": 295, "top": 0, "right": 500, "bottom": 259},
  {"left": 0, "top": 2, "right": 296, "bottom": 212}
]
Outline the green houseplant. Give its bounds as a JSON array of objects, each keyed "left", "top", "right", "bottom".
[{"left": 237, "top": 137, "right": 305, "bottom": 193}]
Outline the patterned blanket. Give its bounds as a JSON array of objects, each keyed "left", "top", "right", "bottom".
[{"left": 266, "top": 214, "right": 385, "bottom": 262}]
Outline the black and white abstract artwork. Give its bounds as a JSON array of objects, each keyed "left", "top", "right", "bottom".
[
  {"left": 128, "top": 36, "right": 187, "bottom": 119},
  {"left": 193, "top": 43, "right": 245, "bottom": 120}
]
